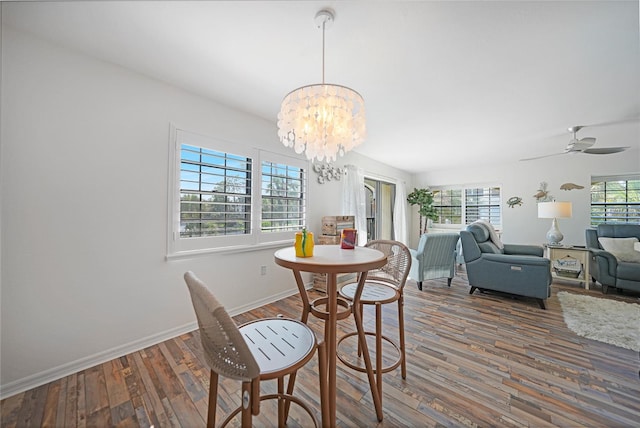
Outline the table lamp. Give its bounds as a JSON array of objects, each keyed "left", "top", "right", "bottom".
[{"left": 538, "top": 201, "right": 572, "bottom": 246}]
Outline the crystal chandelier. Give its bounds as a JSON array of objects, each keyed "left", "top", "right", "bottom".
[{"left": 277, "top": 9, "right": 366, "bottom": 163}]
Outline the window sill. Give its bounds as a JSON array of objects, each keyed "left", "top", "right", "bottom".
[{"left": 166, "top": 240, "right": 293, "bottom": 260}]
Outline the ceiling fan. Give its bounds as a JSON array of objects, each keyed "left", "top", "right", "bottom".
[{"left": 520, "top": 125, "right": 630, "bottom": 161}]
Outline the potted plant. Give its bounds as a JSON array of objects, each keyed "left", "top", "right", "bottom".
[{"left": 407, "top": 187, "right": 439, "bottom": 235}]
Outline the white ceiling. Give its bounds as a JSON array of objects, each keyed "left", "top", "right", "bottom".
[{"left": 4, "top": 1, "right": 639, "bottom": 173}]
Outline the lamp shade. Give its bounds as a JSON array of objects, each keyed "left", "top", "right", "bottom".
[{"left": 538, "top": 201, "right": 572, "bottom": 219}]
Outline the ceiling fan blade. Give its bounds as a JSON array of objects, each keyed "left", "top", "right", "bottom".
[
  {"left": 582, "top": 147, "right": 630, "bottom": 155},
  {"left": 520, "top": 152, "right": 566, "bottom": 161},
  {"left": 578, "top": 137, "right": 596, "bottom": 147}
]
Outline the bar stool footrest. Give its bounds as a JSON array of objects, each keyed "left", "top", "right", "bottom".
[
  {"left": 336, "top": 331, "right": 403, "bottom": 374},
  {"left": 310, "top": 296, "right": 352, "bottom": 320},
  {"left": 220, "top": 393, "right": 319, "bottom": 428}
]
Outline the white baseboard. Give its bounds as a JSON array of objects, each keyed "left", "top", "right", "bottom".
[{"left": 0, "top": 285, "right": 307, "bottom": 400}]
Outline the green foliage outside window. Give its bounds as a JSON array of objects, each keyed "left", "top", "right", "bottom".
[{"left": 590, "top": 178, "right": 640, "bottom": 225}]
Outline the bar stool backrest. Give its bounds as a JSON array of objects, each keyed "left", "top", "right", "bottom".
[
  {"left": 184, "top": 271, "right": 260, "bottom": 382},
  {"left": 364, "top": 240, "right": 412, "bottom": 291}
]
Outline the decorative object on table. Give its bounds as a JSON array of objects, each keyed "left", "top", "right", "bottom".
[
  {"left": 538, "top": 201, "right": 572, "bottom": 246},
  {"left": 314, "top": 216, "right": 356, "bottom": 291},
  {"left": 506, "top": 196, "right": 523, "bottom": 208},
  {"left": 277, "top": 8, "right": 366, "bottom": 163},
  {"left": 313, "top": 163, "right": 344, "bottom": 184},
  {"left": 295, "top": 228, "right": 315, "bottom": 257},
  {"left": 560, "top": 182, "right": 584, "bottom": 191},
  {"left": 406, "top": 187, "right": 438, "bottom": 235},
  {"left": 533, "top": 181, "right": 553, "bottom": 202},
  {"left": 557, "top": 291, "right": 640, "bottom": 352},
  {"left": 340, "top": 228, "right": 357, "bottom": 249},
  {"left": 585, "top": 224, "right": 640, "bottom": 294},
  {"left": 319, "top": 216, "right": 355, "bottom": 244},
  {"left": 552, "top": 255, "right": 582, "bottom": 278}
]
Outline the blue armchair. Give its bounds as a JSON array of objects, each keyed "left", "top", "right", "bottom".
[
  {"left": 460, "top": 223, "right": 551, "bottom": 309},
  {"left": 409, "top": 232, "right": 460, "bottom": 290},
  {"left": 585, "top": 223, "right": 640, "bottom": 294}
]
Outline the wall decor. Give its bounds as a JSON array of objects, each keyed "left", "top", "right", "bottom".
[
  {"left": 560, "top": 182, "right": 585, "bottom": 191},
  {"left": 313, "top": 163, "right": 344, "bottom": 184},
  {"left": 507, "top": 196, "right": 523, "bottom": 208},
  {"left": 533, "top": 182, "right": 553, "bottom": 202}
]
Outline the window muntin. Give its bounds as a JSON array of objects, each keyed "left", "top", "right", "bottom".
[
  {"left": 432, "top": 189, "right": 462, "bottom": 224},
  {"left": 590, "top": 175, "right": 640, "bottom": 225}
]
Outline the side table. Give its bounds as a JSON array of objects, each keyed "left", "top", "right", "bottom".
[{"left": 545, "top": 245, "right": 591, "bottom": 290}]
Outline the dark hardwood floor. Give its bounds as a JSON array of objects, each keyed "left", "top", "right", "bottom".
[{"left": 3, "top": 268, "right": 639, "bottom": 427}]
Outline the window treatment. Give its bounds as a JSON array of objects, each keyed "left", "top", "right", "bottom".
[
  {"left": 393, "top": 180, "right": 408, "bottom": 245},
  {"left": 342, "top": 165, "right": 367, "bottom": 246}
]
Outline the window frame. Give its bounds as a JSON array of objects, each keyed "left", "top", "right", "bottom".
[
  {"left": 590, "top": 174, "right": 640, "bottom": 226},
  {"left": 167, "top": 126, "right": 308, "bottom": 257},
  {"left": 258, "top": 151, "right": 308, "bottom": 244},
  {"left": 431, "top": 184, "right": 502, "bottom": 229}
]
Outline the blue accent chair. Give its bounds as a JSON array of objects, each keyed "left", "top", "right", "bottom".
[
  {"left": 460, "top": 223, "right": 551, "bottom": 309},
  {"left": 585, "top": 223, "right": 640, "bottom": 294},
  {"left": 409, "top": 232, "right": 460, "bottom": 291}
]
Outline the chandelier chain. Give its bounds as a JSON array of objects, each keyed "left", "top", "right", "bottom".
[{"left": 321, "top": 19, "right": 326, "bottom": 84}]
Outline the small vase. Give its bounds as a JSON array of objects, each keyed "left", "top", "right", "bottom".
[{"left": 295, "top": 229, "right": 314, "bottom": 257}]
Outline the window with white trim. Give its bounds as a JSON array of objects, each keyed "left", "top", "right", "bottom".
[
  {"left": 590, "top": 174, "right": 640, "bottom": 226},
  {"left": 432, "top": 185, "right": 502, "bottom": 228},
  {"left": 180, "top": 145, "right": 252, "bottom": 238},
  {"left": 260, "top": 157, "right": 306, "bottom": 235},
  {"left": 465, "top": 186, "right": 501, "bottom": 226},
  {"left": 168, "top": 127, "right": 307, "bottom": 255},
  {"left": 432, "top": 189, "right": 462, "bottom": 224}
]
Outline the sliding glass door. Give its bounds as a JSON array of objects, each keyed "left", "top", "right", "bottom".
[{"left": 364, "top": 177, "right": 396, "bottom": 241}]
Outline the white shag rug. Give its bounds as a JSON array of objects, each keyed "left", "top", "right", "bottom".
[{"left": 557, "top": 291, "right": 640, "bottom": 351}]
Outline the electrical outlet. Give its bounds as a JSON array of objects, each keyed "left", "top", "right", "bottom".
[{"left": 260, "top": 265, "right": 267, "bottom": 275}]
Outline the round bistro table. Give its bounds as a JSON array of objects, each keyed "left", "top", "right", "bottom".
[{"left": 274, "top": 245, "right": 387, "bottom": 427}]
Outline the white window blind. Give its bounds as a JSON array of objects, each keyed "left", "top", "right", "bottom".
[
  {"left": 167, "top": 127, "right": 308, "bottom": 256},
  {"left": 261, "top": 160, "right": 306, "bottom": 233},
  {"left": 180, "top": 145, "right": 252, "bottom": 238},
  {"left": 465, "top": 187, "right": 501, "bottom": 226}
]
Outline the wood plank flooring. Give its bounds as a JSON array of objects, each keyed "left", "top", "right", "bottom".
[{"left": 3, "top": 268, "right": 640, "bottom": 427}]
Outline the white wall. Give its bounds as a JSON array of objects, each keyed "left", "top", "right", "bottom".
[
  {"left": 0, "top": 27, "right": 412, "bottom": 396},
  {"left": 414, "top": 151, "right": 640, "bottom": 248}
]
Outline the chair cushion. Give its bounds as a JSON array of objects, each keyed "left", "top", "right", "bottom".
[
  {"left": 598, "top": 237, "right": 640, "bottom": 263},
  {"left": 340, "top": 281, "right": 398, "bottom": 304},
  {"left": 468, "top": 223, "right": 490, "bottom": 242},
  {"left": 239, "top": 318, "right": 315, "bottom": 376},
  {"left": 478, "top": 242, "right": 503, "bottom": 254}
]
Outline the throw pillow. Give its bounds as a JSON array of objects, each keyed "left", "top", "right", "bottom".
[{"left": 598, "top": 237, "right": 640, "bottom": 263}]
